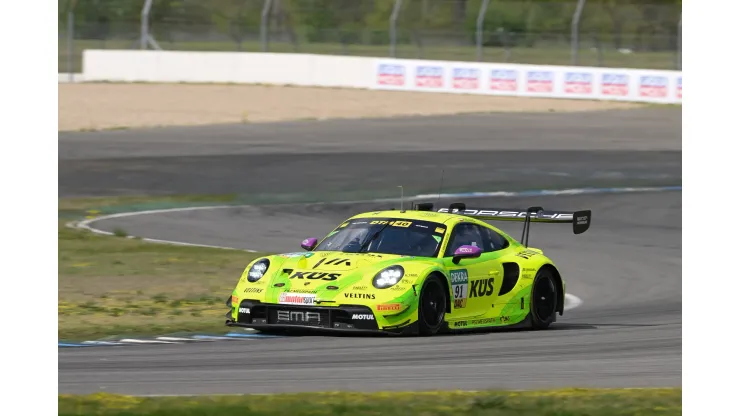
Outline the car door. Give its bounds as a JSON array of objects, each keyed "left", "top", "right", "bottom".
[{"left": 441, "top": 222, "right": 505, "bottom": 319}]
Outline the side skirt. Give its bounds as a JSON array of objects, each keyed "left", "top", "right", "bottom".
[{"left": 441, "top": 313, "right": 538, "bottom": 334}]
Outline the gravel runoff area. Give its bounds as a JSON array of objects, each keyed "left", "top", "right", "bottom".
[{"left": 58, "top": 83, "right": 645, "bottom": 131}]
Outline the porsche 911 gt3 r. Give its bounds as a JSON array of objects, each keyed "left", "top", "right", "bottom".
[{"left": 225, "top": 201, "right": 591, "bottom": 336}]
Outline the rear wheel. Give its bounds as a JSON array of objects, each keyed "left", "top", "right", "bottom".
[
  {"left": 417, "top": 276, "right": 447, "bottom": 336},
  {"left": 530, "top": 268, "right": 558, "bottom": 330}
]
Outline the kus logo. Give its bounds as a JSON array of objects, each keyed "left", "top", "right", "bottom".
[
  {"left": 289, "top": 271, "right": 341, "bottom": 281},
  {"left": 377, "top": 63, "right": 405, "bottom": 86},
  {"left": 564, "top": 72, "right": 593, "bottom": 94},
  {"left": 639, "top": 75, "right": 668, "bottom": 98},
  {"left": 490, "top": 69, "right": 517, "bottom": 91},
  {"left": 416, "top": 65, "right": 444, "bottom": 88},
  {"left": 677, "top": 76, "right": 682, "bottom": 99},
  {"left": 469, "top": 278, "right": 495, "bottom": 298},
  {"left": 452, "top": 68, "right": 480, "bottom": 90},
  {"left": 526, "top": 71, "right": 554, "bottom": 93},
  {"left": 601, "top": 73, "right": 629, "bottom": 96}
]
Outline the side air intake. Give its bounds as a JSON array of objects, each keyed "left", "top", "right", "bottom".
[{"left": 499, "top": 263, "right": 520, "bottom": 296}]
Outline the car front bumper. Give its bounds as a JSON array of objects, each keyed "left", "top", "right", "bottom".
[{"left": 225, "top": 299, "right": 416, "bottom": 335}]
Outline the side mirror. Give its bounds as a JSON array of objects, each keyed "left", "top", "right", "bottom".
[
  {"left": 452, "top": 245, "right": 482, "bottom": 264},
  {"left": 301, "top": 237, "right": 318, "bottom": 251}
]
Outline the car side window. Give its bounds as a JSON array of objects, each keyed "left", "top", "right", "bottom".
[
  {"left": 482, "top": 227, "right": 510, "bottom": 251},
  {"left": 444, "top": 223, "right": 485, "bottom": 256}
]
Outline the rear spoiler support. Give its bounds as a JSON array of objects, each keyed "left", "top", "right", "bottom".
[
  {"left": 414, "top": 202, "right": 591, "bottom": 247},
  {"left": 520, "top": 206, "right": 542, "bottom": 247}
]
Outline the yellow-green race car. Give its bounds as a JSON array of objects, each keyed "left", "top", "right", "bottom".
[{"left": 226, "top": 201, "right": 591, "bottom": 336}]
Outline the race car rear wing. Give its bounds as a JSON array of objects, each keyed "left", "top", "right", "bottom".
[{"left": 413, "top": 202, "right": 591, "bottom": 247}]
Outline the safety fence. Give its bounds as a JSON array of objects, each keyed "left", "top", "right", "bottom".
[{"left": 59, "top": 0, "right": 682, "bottom": 73}]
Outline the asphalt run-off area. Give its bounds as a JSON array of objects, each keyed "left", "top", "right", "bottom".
[{"left": 58, "top": 107, "right": 681, "bottom": 395}]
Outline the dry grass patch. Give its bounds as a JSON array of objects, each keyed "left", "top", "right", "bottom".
[
  {"left": 59, "top": 219, "right": 264, "bottom": 340},
  {"left": 59, "top": 83, "right": 644, "bottom": 131}
]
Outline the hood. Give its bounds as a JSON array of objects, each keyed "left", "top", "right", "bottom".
[
  {"left": 268, "top": 251, "right": 407, "bottom": 291},
  {"left": 282, "top": 251, "right": 400, "bottom": 271}
]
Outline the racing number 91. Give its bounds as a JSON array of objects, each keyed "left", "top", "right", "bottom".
[
  {"left": 454, "top": 284, "right": 464, "bottom": 298},
  {"left": 370, "top": 220, "right": 412, "bottom": 228}
]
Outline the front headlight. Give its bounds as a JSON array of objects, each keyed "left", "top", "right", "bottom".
[
  {"left": 247, "top": 259, "right": 270, "bottom": 282},
  {"left": 372, "top": 265, "right": 405, "bottom": 289}
]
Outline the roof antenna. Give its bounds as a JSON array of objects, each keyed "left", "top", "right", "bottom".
[
  {"left": 436, "top": 169, "right": 445, "bottom": 204},
  {"left": 398, "top": 186, "right": 405, "bottom": 212}
]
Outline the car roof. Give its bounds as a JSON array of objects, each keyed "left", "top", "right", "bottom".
[
  {"left": 344, "top": 209, "right": 518, "bottom": 244},
  {"left": 347, "top": 209, "right": 487, "bottom": 227}
]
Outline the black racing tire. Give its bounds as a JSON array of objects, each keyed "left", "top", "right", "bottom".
[
  {"left": 530, "top": 268, "right": 559, "bottom": 330},
  {"left": 417, "top": 276, "right": 447, "bottom": 336}
]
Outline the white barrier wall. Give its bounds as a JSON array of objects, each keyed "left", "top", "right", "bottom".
[{"left": 82, "top": 50, "right": 682, "bottom": 104}]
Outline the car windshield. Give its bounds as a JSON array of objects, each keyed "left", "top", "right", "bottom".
[{"left": 314, "top": 217, "right": 447, "bottom": 257}]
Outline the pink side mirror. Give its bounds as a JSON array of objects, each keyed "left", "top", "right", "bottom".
[
  {"left": 453, "top": 245, "right": 481, "bottom": 264},
  {"left": 301, "top": 237, "right": 318, "bottom": 251}
]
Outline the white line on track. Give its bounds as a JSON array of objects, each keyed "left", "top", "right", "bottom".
[
  {"left": 69, "top": 185, "right": 679, "bottom": 254},
  {"left": 118, "top": 339, "right": 177, "bottom": 344},
  {"left": 155, "top": 337, "right": 210, "bottom": 342},
  {"left": 70, "top": 206, "right": 255, "bottom": 251}
]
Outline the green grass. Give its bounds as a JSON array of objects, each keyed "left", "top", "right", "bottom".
[
  {"left": 58, "top": 195, "right": 266, "bottom": 340},
  {"left": 58, "top": 388, "right": 681, "bottom": 416},
  {"left": 58, "top": 194, "right": 239, "bottom": 218},
  {"left": 58, "top": 38, "right": 679, "bottom": 74}
]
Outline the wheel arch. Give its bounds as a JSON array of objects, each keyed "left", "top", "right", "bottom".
[
  {"left": 425, "top": 270, "right": 451, "bottom": 314},
  {"left": 539, "top": 264, "right": 565, "bottom": 315}
]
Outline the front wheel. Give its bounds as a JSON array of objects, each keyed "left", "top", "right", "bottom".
[
  {"left": 417, "top": 276, "right": 447, "bottom": 336},
  {"left": 530, "top": 268, "right": 558, "bottom": 330}
]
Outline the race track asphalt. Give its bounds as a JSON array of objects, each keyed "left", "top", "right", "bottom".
[{"left": 58, "top": 107, "right": 681, "bottom": 395}]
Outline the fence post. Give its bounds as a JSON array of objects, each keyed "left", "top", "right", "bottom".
[
  {"left": 261, "top": 0, "right": 273, "bottom": 52},
  {"left": 389, "top": 0, "right": 403, "bottom": 58},
  {"left": 476, "top": 0, "right": 491, "bottom": 61},
  {"left": 677, "top": 14, "right": 682, "bottom": 70},
  {"left": 67, "top": 10, "right": 74, "bottom": 81},
  {"left": 570, "top": 0, "right": 586, "bottom": 65},
  {"left": 64, "top": 0, "right": 78, "bottom": 82},
  {"left": 141, "top": 0, "right": 153, "bottom": 50}
]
